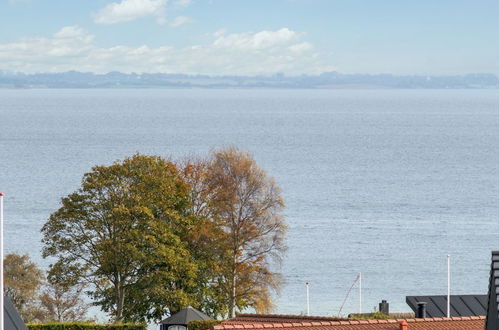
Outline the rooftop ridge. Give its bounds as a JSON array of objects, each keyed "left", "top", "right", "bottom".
[
  {"left": 215, "top": 316, "right": 486, "bottom": 329},
  {"left": 233, "top": 314, "right": 346, "bottom": 321}
]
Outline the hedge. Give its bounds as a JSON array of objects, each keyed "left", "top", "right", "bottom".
[
  {"left": 348, "top": 312, "right": 391, "bottom": 320},
  {"left": 187, "top": 320, "right": 220, "bottom": 330},
  {"left": 27, "top": 322, "right": 146, "bottom": 330}
]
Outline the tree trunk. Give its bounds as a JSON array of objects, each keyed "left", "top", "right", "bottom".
[
  {"left": 229, "top": 253, "right": 237, "bottom": 318},
  {"left": 115, "top": 281, "right": 125, "bottom": 322},
  {"left": 231, "top": 271, "right": 236, "bottom": 318}
]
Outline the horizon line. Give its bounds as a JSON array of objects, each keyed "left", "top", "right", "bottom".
[{"left": 1, "top": 70, "right": 498, "bottom": 79}]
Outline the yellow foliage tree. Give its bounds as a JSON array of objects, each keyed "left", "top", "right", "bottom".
[{"left": 180, "top": 147, "right": 287, "bottom": 318}]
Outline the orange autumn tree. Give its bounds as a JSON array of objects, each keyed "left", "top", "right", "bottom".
[
  {"left": 180, "top": 148, "right": 287, "bottom": 318},
  {"left": 179, "top": 156, "right": 229, "bottom": 317},
  {"left": 4, "top": 253, "right": 44, "bottom": 322}
]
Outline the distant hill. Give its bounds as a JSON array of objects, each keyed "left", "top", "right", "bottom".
[{"left": 1, "top": 71, "right": 499, "bottom": 89}]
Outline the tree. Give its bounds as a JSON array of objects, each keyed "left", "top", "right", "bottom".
[
  {"left": 180, "top": 148, "right": 287, "bottom": 317},
  {"left": 178, "top": 157, "right": 231, "bottom": 318},
  {"left": 41, "top": 154, "right": 199, "bottom": 322},
  {"left": 39, "top": 282, "right": 89, "bottom": 322},
  {"left": 4, "top": 253, "right": 45, "bottom": 322}
]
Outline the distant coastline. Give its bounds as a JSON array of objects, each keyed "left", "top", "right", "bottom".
[{"left": 1, "top": 71, "right": 499, "bottom": 89}]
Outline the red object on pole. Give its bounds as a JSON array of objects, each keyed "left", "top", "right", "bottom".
[{"left": 0, "top": 193, "right": 4, "bottom": 196}]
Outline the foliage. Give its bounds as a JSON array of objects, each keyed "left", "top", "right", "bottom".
[
  {"left": 177, "top": 156, "right": 229, "bottom": 317},
  {"left": 42, "top": 150, "right": 287, "bottom": 321},
  {"left": 349, "top": 311, "right": 391, "bottom": 320},
  {"left": 4, "top": 253, "right": 45, "bottom": 322},
  {"left": 41, "top": 154, "right": 199, "bottom": 323},
  {"left": 27, "top": 322, "right": 145, "bottom": 330},
  {"left": 206, "top": 147, "right": 287, "bottom": 317},
  {"left": 187, "top": 320, "right": 221, "bottom": 330},
  {"left": 180, "top": 147, "right": 287, "bottom": 317},
  {"left": 39, "top": 282, "right": 89, "bottom": 322}
]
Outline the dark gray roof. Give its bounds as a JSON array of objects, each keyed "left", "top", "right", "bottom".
[
  {"left": 486, "top": 251, "right": 499, "bottom": 330},
  {"left": 160, "top": 306, "right": 212, "bottom": 325},
  {"left": 406, "top": 294, "right": 487, "bottom": 317},
  {"left": 5, "top": 296, "right": 27, "bottom": 330}
]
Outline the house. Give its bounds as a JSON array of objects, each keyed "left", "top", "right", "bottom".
[
  {"left": 5, "top": 296, "right": 27, "bottom": 330},
  {"left": 160, "top": 306, "right": 212, "bottom": 330},
  {"left": 216, "top": 313, "right": 484, "bottom": 330},
  {"left": 215, "top": 250, "right": 499, "bottom": 329},
  {"left": 485, "top": 251, "right": 499, "bottom": 330},
  {"left": 406, "top": 294, "right": 486, "bottom": 317}
]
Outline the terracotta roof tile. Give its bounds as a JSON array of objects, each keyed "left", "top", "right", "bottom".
[
  {"left": 215, "top": 315, "right": 486, "bottom": 330},
  {"left": 232, "top": 314, "right": 347, "bottom": 323}
]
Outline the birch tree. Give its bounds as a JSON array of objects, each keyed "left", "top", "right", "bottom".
[{"left": 180, "top": 148, "right": 287, "bottom": 317}]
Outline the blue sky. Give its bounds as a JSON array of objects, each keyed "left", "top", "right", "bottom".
[{"left": 1, "top": 0, "right": 498, "bottom": 75}]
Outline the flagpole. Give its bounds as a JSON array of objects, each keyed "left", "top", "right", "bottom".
[
  {"left": 306, "top": 282, "right": 310, "bottom": 316},
  {"left": 0, "top": 192, "right": 4, "bottom": 330},
  {"left": 447, "top": 254, "right": 450, "bottom": 318},
  {"left": 359, "top": 272, "right": 362, "bottom": 314}
]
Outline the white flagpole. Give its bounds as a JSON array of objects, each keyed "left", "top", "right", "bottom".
[
  {"left": 359, "top": 272, "right": 362, "bottom": 314},
  {"left": 447, "top": 254, "right": 450, "bottom": 318},
  {"left": 0, "top": 192, "right": 4, "bottom": 330},
  {"left": 305, "top": 282, "right": 310, "bottom": 316}
]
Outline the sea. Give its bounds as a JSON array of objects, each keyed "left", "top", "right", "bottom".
[{"left": 1, "top": 88, "right": 499, "bottom": 318}]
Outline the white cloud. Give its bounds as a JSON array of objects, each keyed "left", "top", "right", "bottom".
[
  {"left": 213, "top": 28, "right": 299, "bottom": 50},
  {"left": 94, "top": 0, "right": 167, "bottom": 24},
  {"left": 0, "top": 26, "right": 334, "bottom": 75},
  {"left": 174, "top": 0, "right": 191, "bottom": 8},
  {"left": 169, "top": 16, "right": 194, "bottom": 27},
  {"left": 289, "top": 42, "right": 313, "bottom": 53},
  {"left": 213, "top": 29, "right": 227, "bottom": 38},
  {"left": 53, "top": 26, "right": 93, "bottom": 41}
]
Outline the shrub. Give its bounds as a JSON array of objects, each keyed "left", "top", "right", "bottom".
[
  {"left": 27, "top": 322, "right": 146, "bottom": 330},
  {"left": 188, "top": 320, "right": 220, "bottom": 330},
  {"left": 349, "top": 311, "right": 390, "bottom": 320}
]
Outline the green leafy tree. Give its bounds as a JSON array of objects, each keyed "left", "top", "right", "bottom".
[
  {"left": 41, "top": 155, "right": 198, "bottom": 323},
  {"left": 4, "top": 253, "right": 45, "bottom": 322}
]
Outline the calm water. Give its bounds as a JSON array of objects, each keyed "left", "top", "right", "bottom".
[{"left": 1, "top": 88, "right": 499, "bottom": 317}]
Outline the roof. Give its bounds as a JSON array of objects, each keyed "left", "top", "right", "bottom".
[
  {"left": 406, "top": 295, "right": 487, "bottom": 317},
  {"left": 228, "top": 314, "right": 347, "bottom": 324},
  {"left": 217, "top": 319, "right": 400, "bottom": 330},
  {"left": 485, "top": 251, "right": 499, "bottom": 330},
  {"left": 348, "top": 313, "right": 414, "bottom": 319},
  {"left": 160, "top": 306, "right": 212, "bottom": 325},
  {"left": 216, "top": 314, "right": 485, "bottom": 330},
  {"left": 5, "top": 296, "right": 27, "bottom": 330}
]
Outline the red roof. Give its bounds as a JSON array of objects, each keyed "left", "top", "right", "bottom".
[
  {"left": 226, "top": 314, "right": 347, "bottom": 324},
  {"left": 215, "top": 314, "right": 485, "bottom": 330}
]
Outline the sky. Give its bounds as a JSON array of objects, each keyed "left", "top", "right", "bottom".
[{"left": 1, "top": 0, "right": 498, "bottom": 75}]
